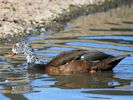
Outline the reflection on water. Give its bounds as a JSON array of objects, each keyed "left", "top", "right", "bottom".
[
  {"left": 0, "top": 4, "right": 133, "bottom": 100},
  {"left": 66, "top": 41, "right": 133, "bottom": 52},
  {"left": 79, "top": 36, "right": 133, "bottom": 42},
  {"left": 86, "top": 89, "right": 133, "bottom": 95},
  {"left": 52, "top": 72, "right": 131, "bottom": 89}
]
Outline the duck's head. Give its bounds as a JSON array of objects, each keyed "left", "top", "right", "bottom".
[
  {"left": 13, "top": 42, "right": 25, "bottom": 54},
  {"left": 5, "top": 38, "right": 41, "bottom": 64},
  {"left": 5, "top": 40, "right": 26, "bottom": 58}
]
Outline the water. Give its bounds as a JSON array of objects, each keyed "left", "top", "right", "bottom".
[{"left": 0, "top": 5, "right": 133, "bottom": 100}]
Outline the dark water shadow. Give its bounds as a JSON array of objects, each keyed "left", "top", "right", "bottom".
[
  {"left": 3, "top": 94, "right": 28, "bottom": 100},
  {"left": 123, "top": 21, "right": 133, "bottom": 24},
  {"left": 90, "top": 28, "right": 133, "bottom": 32},
  {"left": 105, "top": 22, "right": 120, "bottom": 25},
  {"left": 78, "top": 35, "right": 133, "bottom": 45},
  {"left": 84, "top": 90, "right": 133, "bottom": 96}
]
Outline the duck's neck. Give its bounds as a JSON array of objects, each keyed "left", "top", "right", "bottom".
[{"left": 23, "top": 42, "right": 41, "bottom": 64}]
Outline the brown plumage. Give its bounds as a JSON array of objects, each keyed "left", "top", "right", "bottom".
[{"left": 26, "top": 50, "right": 129, "bottom": 75}]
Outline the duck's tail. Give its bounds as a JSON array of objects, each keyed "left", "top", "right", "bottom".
[
  {"left": 104, "top": 54, "right": 130, "bottom": 66},
  {"left": 91, "top": 54, "right": 130, "bottom": 71}
]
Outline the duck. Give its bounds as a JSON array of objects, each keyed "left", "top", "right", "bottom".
[{"left": 5, "top": 38, "right": 130, "bottom": 75}]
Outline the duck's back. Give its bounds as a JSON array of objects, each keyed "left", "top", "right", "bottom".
[{"left": 46, "top": 50, "right": 112, "bottom": 67}]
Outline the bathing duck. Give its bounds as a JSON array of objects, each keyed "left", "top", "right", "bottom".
[{"left": 5, "top": 38, "right": 130, "bottom": 75}]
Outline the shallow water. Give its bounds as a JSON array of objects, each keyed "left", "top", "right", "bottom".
[{"left": 0, "top": 6, "right": 133, "bottom": 100}]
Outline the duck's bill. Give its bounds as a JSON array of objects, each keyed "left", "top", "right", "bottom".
[{"left": 5, "top": 51, "right": 16, "bottom": 58}]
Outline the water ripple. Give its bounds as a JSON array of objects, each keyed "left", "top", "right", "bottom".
[{"left": 66, "top": 42, "right": 133, "bottom": 52}]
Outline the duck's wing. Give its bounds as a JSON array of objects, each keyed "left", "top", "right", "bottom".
[
  {"left": 81, "top": 51, "right": 113, "bottom": 61},
  {"left": 91, "top": 54, "right": 130, "bottom": 71},
  {"left": 46, "top": 50, "right": 87, "bottom": 67},
  {"left": 46, "top": 50, "right": 112, "bottom": 67}
]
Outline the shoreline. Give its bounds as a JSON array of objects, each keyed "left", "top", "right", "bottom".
[{"left": 0, "top": 0, "right": 132, "bottom": 42}]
